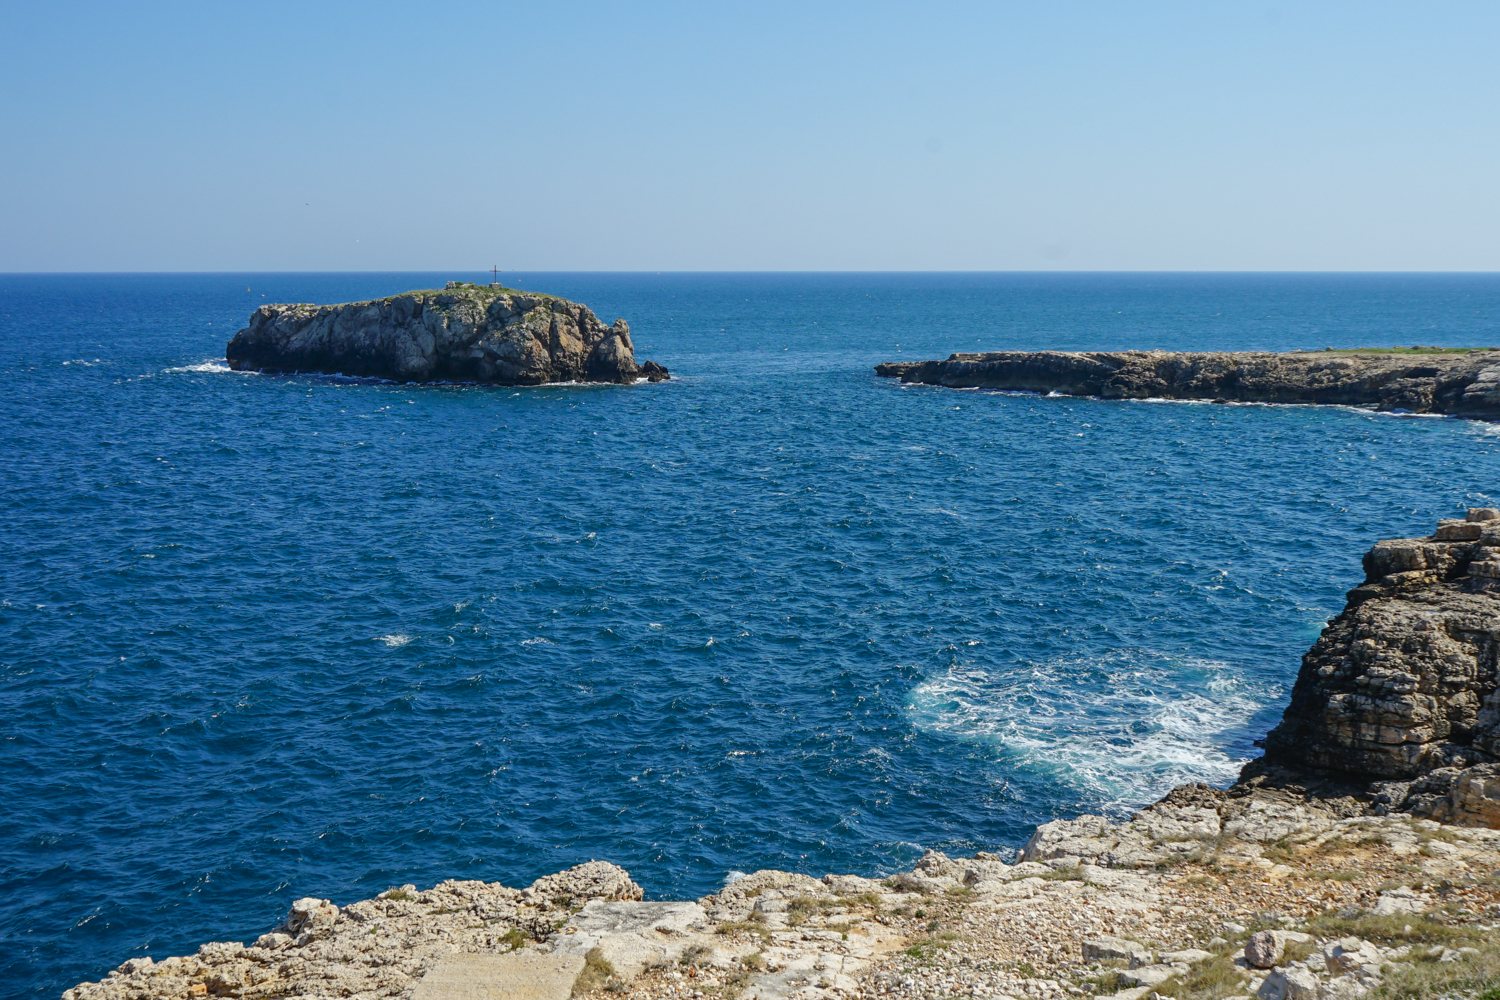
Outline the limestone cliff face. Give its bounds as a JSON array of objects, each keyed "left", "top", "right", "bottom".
[
  {"left": 875, "top": 350, "right": 1500, "bottom": 418},
  {"left": 1251, "top": 509, "right": 1500, "bottom": 825},
  {"left": 226, "top": 283, "right": 669, "bottom": 385}
]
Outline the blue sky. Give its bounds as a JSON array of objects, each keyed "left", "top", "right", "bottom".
[{"left": 1, "top": 1, "right": 1496, "bottom": 271}]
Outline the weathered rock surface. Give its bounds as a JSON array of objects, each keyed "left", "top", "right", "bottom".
[
  {"left": 409, "top": 952, "right": 584, "bottom": 1000},
  {"left": 61, "top": 813, "right": 1500, "bottom": 1000},
  {"left": 226, "top": 282, "right": 669, "bottom": 385},
  {"left": 61, "top": 861, "right": 642, "bottom": 1000},
  {"left": 552, "top": 901, "right": 710, "bottom": 979},
  {"left": 1249, "top": 509, "right": 1500, "bottom": 824},
  {"left": 875, "top": 349, "right": 1500, "bottom": 418}
]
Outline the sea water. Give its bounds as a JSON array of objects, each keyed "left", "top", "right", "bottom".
[{"left": 3, "top": 272, "right": 1499, "bottom": 997}]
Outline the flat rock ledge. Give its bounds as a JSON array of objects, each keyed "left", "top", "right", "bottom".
[
  {"left": 874, "top": 350, "right": 1500, "bottom": 419},
  {"left": 226, "top": 282, "right": 669, "bottom": 385}
]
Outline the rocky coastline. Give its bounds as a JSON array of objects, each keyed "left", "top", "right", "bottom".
[
  {"left": 226, "top": 283, "right": 669, "bottom": 385},
  {"left": 62, "top": 513, "right": 1500, "bottom": 1000},
  {"left": 874, "top": 351, "right": 1500, "bottom": 419}
]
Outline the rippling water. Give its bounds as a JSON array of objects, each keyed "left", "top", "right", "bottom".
[{"left": 3, "top": 272, "right": 1499, "bottom": 997}]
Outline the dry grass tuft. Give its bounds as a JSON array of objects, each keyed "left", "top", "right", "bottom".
[{"left": 571, "top": 947, "right": 617, "bottom": 997}]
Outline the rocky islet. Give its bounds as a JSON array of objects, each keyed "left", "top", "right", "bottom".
[
  {"left": 225, "top": 283, "right": 669, "bottom": 385},
  {"left": 874, "top": 350, "right": 1500, "bottom": 419}
]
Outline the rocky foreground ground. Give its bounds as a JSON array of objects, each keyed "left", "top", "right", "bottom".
[
  {"left": 62, "top": 512, "right": 1500, "bottom": 1000},
  {"left": 62, "top": 792, "right": 1500, "bottom": 1000},
  {"left": 874, "top": 350, "right": 1500, "bottom": 419}
]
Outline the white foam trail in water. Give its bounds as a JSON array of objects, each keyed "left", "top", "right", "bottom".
[
  {"left": 376, "top": 634, "right": 413, "bottom": 648},
  {"left": 164, "top": 360, "right": 241, "bottom": 374},
  {"left": 907, "top": 650, "right": 1279, "bottom": 815}
]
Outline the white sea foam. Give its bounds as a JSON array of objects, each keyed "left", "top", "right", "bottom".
[
  {"left": 907, "top": 650, "right": 1279, "bottom": 816},
  {"left": 520, "top": 637, "right": 553, "bottom": 645},
  {"left": 1116, "top": 395, "right": 1458, "bottom": 420},
  {"left": 164, "top": 360, "right": 237, "bottom": 374},
  {"left": 376, "top": 634, "right": 413, "bottom": 648}
]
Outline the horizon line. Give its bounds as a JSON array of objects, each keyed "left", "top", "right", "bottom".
[{"left": 4, "top": 268, "right": 1500, "bottom": 277}]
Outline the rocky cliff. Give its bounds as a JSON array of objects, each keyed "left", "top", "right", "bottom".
[
  {"left": 1245, "top": 508, "right": 1500, "bottom": 827},
  {"left": 875, "top": 350, "right": 1500, "bottom": 418},
  {"left": 226, "top": 282, "right": 669, "bottom": 385}
]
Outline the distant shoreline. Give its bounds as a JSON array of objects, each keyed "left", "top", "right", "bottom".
[{"left": 877, "top": 348, "right": 1500, "bottom": 419}]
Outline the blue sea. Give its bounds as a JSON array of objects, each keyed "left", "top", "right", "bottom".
[{"left": 3, "top": 272, "right": 1499, "bottom": 998}]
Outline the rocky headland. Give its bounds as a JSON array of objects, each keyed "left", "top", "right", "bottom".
[
  {"left": 226, "top": 283, "right": 669, "bottom": 385},
  {"left": 62, "top": 513, "right": 1500, "bottom": 1000},
  {"left": 874, "top": 351, "right": 1500, "bottom": 419}
]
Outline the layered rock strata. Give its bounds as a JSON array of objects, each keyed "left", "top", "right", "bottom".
[
  {"left": 1248, "top": 508, "right": 1500, "bottom": 826},
  {"left": 874, "top": 350, "right": 1500, "bottom": 418},
  {"left": 226, "top": 282, "right": 669, "bottom": 385}
]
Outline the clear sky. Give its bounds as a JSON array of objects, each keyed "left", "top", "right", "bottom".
[{"left": 2, "top": 1, "right": 1497, "bottom": 272}]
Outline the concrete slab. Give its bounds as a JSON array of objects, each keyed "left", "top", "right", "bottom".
[{"left": 410, "top": 952, "right": 585, "bottom": 1000}]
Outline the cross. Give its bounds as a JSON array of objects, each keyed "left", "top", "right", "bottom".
[{"left": 490, "top": 266, "right": 501, "bottom": 287}]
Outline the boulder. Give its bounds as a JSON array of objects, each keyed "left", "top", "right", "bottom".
[
  {"left": 1120, "top": 964, "right": 1187, "bottom": 988},
  {"left": 1245, "top": 930, "right": 1285, "bottom": 969},
  {"left": 1257, "top": 966, "right": 1321, "bottom": 1000},
  {"left": 1021, "top": 814, "right": 1117, "bottom": 862},
  {"left": 1370, "top": 887, "right": 1427, "bottom": 916},
  {"left": 1325, "top": 938, "right": 1384, "bottom": 977},
  {"left": 961, "top": 860, "right": 1015, "bottom": 885},
  {"left": 523, "top": 861, "right": 643, "bottom": 905},
  {"left": 1083, "top": 937, "right": 1152, "bottom": 965},
  {"left": 821, "top": 873, "right": 889, "bottom": 896},
  {"left": 283, "top": 897, "right": 339, "bottom": 937}
]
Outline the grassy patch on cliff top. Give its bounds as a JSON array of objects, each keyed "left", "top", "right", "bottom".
[
  {"left": 1291, "top": 346, "right": 1498, "bottom": 354},
  {"left": 392, "top": 282, "right": 555, "bottom": 301},
  {"left": 1376, "top": 939, "right": 1500, "bottom": 1000}
]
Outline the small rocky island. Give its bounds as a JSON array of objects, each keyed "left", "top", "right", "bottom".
[
  {"left": 63, "top": 513, "right": 1500, "bottom": 1000},
  {"left": 226, "top": 283, "right": 669, "bottom": 385},
  {"left": 875, "top": 350, "right": 1500, "bottom": 418}
]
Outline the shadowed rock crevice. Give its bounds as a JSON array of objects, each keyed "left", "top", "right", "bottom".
[{"left": 226, "top": 282, "right": 669, "bottom": 386}]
